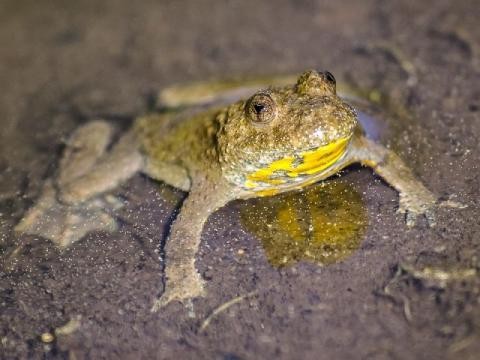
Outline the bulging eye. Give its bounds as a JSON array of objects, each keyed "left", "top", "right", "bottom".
[
  {"left": 246, "top": 92, "right": 276, "bottom": 125},
  {"left": 324, "top": 71, "right": 336, "bottom": 86}
]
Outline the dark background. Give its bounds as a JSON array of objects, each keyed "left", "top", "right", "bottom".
[{"left": 0, "top": 1, "right": 479, "bottom": 359}]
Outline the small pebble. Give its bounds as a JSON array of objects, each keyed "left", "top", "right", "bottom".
[{"left": 40, "top": 332, "right": 54, "bottom": 343}]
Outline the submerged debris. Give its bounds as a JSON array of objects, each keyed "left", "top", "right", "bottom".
[
  {"left": 399, "top": 262, "right": 477, "bottom": 289},
  {"left": 199, "top": 290, "right": 259, "bottom": 333}
]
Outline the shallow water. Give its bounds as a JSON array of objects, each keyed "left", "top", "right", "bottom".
[{"left": 240, "top": 180, "right": 367, "bottom": 267}]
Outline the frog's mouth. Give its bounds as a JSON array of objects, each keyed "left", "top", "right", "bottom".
[{"left": 243, "top": 137, "right": 350, "bottom": 196}]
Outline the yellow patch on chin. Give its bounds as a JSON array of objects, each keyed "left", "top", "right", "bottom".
[
  {"left": 245, "top": 137, "right": 349, "bottom": 191},
  {"left": 256, "top": 188, "right": 281, "bottom": 197}
]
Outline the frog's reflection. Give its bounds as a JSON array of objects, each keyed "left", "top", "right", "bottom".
[{"left": 240, "top": 180, "right": 367, "bottom": 267}]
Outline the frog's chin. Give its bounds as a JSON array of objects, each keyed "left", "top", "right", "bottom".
[
  {"left": 242, "top": 137, "right": 351, "bottom": 197},
  {"left": 244, "top": 160, "right": 345, "bottom": 197}
]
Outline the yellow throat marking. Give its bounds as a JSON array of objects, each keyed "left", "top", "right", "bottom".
[{"left": 245, "top": 137, "right": 349, "bottom": 193}]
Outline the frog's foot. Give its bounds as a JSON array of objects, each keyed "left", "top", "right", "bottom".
[
  {"left": 347, "top": 136, "right": 466, "bottom": 228},
  {"left": 397, "top": 190, "right": 437, "bottom": 227},
  {"left": 14, "top": 181, "right": 119, "bottom": 247},
  {"left": 151, "top": 266, "right": 206, "bottom": 312},
  {"left": 397, "top": 192, "right": 466, "bottom": 228},
  {"left": 14, "top": 119, "right": 136, "bottom": 247}
]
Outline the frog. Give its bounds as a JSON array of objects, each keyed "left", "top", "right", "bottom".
[{"left": 15, "top": 70, "right": 455, "bottom": 312}]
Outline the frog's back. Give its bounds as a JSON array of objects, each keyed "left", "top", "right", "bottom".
[{"left": 134, "top": 109, "right": 220, "bottom": 173}]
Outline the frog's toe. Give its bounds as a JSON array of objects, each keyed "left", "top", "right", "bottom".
[
  {"left": 151, "top": 272, "right": 206, "bottom": 312},
  {"left": 425, "top": 209, "right": 436, "bottom": 227},
  {"left": 405, "top": 210, "right": 418, "bottom": 227},
  {"left": 397, "top": 191, "right": 437, "bottom": 228},
  {"left": 151, "top": 290, "right": 181, "bottom": 312},
  {"left": 439, "top": 199, "right": 467, "bottom": 209},
  {"left": 396, "top": 202, "right": 407, "bottom": 216},
  {"left": 397, "top": 193, "right": 415, "bottom": 215},
  {"left": 401, "top": 206, "right": 438, "bottom": 228}
]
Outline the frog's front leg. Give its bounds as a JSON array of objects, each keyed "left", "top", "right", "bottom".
[
  {"left": 151, "top": 179, "right": 232, "bottom": 312},
  {"left": 347, "top": 135, "right": 439, "bottom": 226}
]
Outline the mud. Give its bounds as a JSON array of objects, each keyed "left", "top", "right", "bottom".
[{"left": 1, "top": 0, "right": 479, "bottom": 359}]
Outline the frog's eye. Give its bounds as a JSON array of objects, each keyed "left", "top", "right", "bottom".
[
  {"left": 246, "top": 93, "right": 277, "bottom": 125},
  {"left": 324, "top": 71, "right": 336, "bottom": 86}
]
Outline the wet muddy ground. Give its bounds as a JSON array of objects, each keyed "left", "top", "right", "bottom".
[{"left": 1, "top": 0, "right": 479, "bottom": 359}]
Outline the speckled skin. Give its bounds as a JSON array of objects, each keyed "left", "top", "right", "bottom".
[
  {"left": 137, "top": 71, "right": 357, "bottom": 198},
  {"left": 15, "top": 70, "right": 443, "bottom": 311}
]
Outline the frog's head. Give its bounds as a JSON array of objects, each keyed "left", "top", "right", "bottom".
[{"left": 217, "top": 70, "right": 358, "bottom": 196}]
